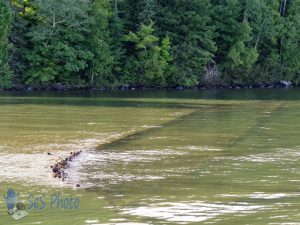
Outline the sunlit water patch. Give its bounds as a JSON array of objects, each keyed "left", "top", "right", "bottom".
[
  {"left": 1, "top": 130, "right": 138, "bottom": 154},
  {"left": 0, "top": 152, "right": 68, "bottom": 187},
  {"left": 86, "top": 223, "right": 149, "bottom": 225},
  {"left": 67, "top": 148, "right": 188, "bottom": 188},
  {"left": 180, "top": 145, "right": 223, "bottom": 151},
  {"left": 0, "top": 130, "right": 139, "bottom": 187},
  {"left": 216, "top": 147, "right": 300, "bottom": 163},
  {"left": 217, "top": 192, "right": 300, "bottom": 199},
  {"left": 120, "top": 201, "right": 263, "bottom": 223}
]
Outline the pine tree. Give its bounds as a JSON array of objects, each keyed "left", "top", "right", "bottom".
[
  {"left": 157, "top": 0, "right": 216, "bottom": 87},
  {"left": 280, "top": 0, "right": 300, "bottom": 84},
  {"left": 0, "top": 0, "right": 12, "bottom": 88},
  {"left": 3, "top": 0, "right": 300, "bottom": 88},
  {"left": 89, "top": 0, "right": 113, "bottom": 87},
  {"left": 124, "top": 23, "right": 172, "bottom": 86},
  {"left": 212, "top": 0, "right": 258, "bottom": 84},
  {"left": 138, "top": 0, "right": 157, "bottom": 25},
  {"left": 9, "top": 0, "right": 36, "bottom": 85},
  {"left": 123, "top": 0, "right": 139, "bottom": 31},
  {"left": 109, "top": 0, "right": 125, "bottom": 83}
]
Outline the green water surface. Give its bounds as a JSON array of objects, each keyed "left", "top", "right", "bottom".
[{"left": 0, "top": 89, "right": 300, "bottom": 225}]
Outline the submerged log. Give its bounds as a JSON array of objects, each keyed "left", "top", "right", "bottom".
[{"left": 48, "top": 150, "right": 82, "bottom": 181}]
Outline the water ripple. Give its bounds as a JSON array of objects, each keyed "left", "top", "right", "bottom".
[{"left": 121, "top": 201, "right": 263, "bottom": 223}]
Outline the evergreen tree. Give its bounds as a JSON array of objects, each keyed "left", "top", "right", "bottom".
[
  {"left": 246, "top": 0, "right": 282, "bottom": 84},
  {"left": 123, "top": 0, "right": 139, "bottom": 31},
  {"left": 212, "top": 0, "right": 258, "bottom": 84},
  {"left": 0, "top": 0, "right": 12, "bottom": 88},
  {"left": 138, "top": 0, "right": 157, "bottom": 25},
  {"left": 24, "top": 0, "right": 93, "bottom": 85},
  {"left": 1, "top": 0, "right": 300, "bottom": 88},
  {"left": 124, "top": 23, "right": 172, "bottom": 86},
  {"left": 157, "top": 0, "right": 216, "bottom": 87},
  {"left": 280, "top": 0, "right": 300, "bottom": 84},
  {"left": 109, "top": 0, "right": 125, "bottom": 83},
  {"left": 9, "top": 0, "right": 36, "bottom": 85},
  {"left": 89, "top": 0, "right": 113, "bottom": 87}
]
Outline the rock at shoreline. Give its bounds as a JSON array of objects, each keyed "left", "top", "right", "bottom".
[
  {"left": 13, "top": 84, "right": 27, "bottom": 91},
  {"left": 51, "top": 83, "right": 65, "bottom": 91},
  {"left": 279, "top": 80, "right": 292, "bottom": 88}
]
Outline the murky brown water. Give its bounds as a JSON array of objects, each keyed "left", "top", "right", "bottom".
[{"left": 0, "top": 89, "right": 300, "bottom": 224}]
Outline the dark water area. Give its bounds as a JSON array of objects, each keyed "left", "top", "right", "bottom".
[{"left": 1, "top": 87, "right": 300, "bottom": 100}]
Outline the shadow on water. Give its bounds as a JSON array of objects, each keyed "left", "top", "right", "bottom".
[
  {"left": 96, "top": 103, "right": 236, "bottom": 150},
  {"left": 0, "top": 95, "right": 238, "bottom": 110},
  {"left": 0, "top": 89, "right": 299, "bottom": 111},
  {"left": 225, "top": 102, "right": 285, "bottom": 151},
  {"left": 0, "top": 88, "right": 300, "bottom": 101},
  {"left": 96, "top": 109, "right": 201, "bottom": 150}
]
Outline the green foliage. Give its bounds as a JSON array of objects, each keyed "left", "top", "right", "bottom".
[
  {"left": 213, "top": 0, "right": 259, "bottom": 83},
  {"left": 25, "top": 40, "right": 93, "bottom": 84},
  {"left": 241, "top": 0, "right": 283, "bottom": 84},
  {"left": 0, "top": 0, "right": 12, "bottom": 88},
  {"left": 157, "top": 0, "right": 216, "bottom": 87},
  {"left": 9, "top": 0, "right": 34, "bottom": 84},
  {"left": 138, "top": 0, "right": 157, "bottom": 25},
  {"left": 3, "top": 0, "right": 300, "bottom": 88},
  {"left": 89, "top": 0, "right": 113, "bottom": 87},
  {"left": 280, "top": 0, "right": 300, "bottom": 82},
  {"left": 109, "top": 0, "right": 125, "bottom": 81},
  {"left": 24, "top": 0, "right": 93, "bottom": 85},
  {"left": 226, "top": 22, "right": 258, "bottom": 69},
  {"left": 124, "top": 23, "right": 172, "bottom": 86}
]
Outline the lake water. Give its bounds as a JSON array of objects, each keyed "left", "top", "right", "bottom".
[{"left": 0, "top": 89, "right": 300, "bottom": 224}]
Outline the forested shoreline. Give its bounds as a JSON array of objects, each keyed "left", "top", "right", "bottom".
[{"left": 0, "top": 0, "right": 299, "bottom": 90}]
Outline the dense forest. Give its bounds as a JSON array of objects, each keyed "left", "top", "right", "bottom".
[{"left": 0, "top": 0, "right": 300, "bottom": 90}]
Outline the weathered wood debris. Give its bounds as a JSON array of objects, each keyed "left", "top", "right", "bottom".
[{"left": 48, "top": 150, "right": 82, "bottom": 181}]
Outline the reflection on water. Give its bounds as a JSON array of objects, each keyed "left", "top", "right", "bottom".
[
  {"left": 121, "top": 201, "right": 263, "bottom": 223},
  {"left": 217, "top": 192, "right": 300, "bottom": 199},
  {"left": 0, "top": 90, "right": 300, "bottom": 224}
]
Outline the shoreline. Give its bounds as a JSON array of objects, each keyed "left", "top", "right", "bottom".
[{"left": 0, "top": 81, "right": 298, "bottom": 92}]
